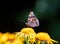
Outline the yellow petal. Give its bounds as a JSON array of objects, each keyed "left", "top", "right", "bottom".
[{"left": 51, "top": 39, "right": 59, "bottom": 43}]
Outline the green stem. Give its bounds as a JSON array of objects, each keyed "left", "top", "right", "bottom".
[
  {"left": 41, "top": 41, "right": 45, "bottom": 44},
  {"left": 35, "top": 41, "right": 46, "bottom": 44},
  {"left": 35, "top": 41, "right": 38, "bottom": 44},
  {"left": 24, "top": 36, "right": 29, "bottom": 44}
]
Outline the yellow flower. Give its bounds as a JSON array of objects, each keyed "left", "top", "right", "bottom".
[
  {"left": 20, "top": 28, "right": 35, "bottom": 34},
  {"left": 0, "top": 32, "right": 2, "bottom": 36},
  {"left": 21, "top": 28, "right": 36, "bottom": 44},
  {"left": 4, "top": 41, "right": 11, "bottom": 44},
  {"left": 15, "top": 32, "right": 25, "bottom": 42},
  {"left": 0, "top": 32, "right": 2, "bottom": 44},
  {"left": 36, "top": 32, "right": 58, "bottom": 44},
  {"left": 28, "top": 33, "right": 36, "bottom": 44},
  {"left": 8, "top": 33, "right": 15, "bottom": 40},
  {"left": 15, "top": 28, "right": 36, "bottom": 44},
  {"left": 12, "top": 39, "right": 23, "bottom": 44},
  {"left": 1, "top": 32, "right": 10, "bottom": 43}
]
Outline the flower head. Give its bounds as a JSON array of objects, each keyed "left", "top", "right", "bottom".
[
  {"left": 7, "top": 33, "right": 15, "bottom": 42},
  {"left": 12, "top": 39, "right": 23, "bottom": 44},
  {"left": 15, "top": 28, "right": 36, "bottom": 44},
  {"left": 0, "top": 32, "right": 2, "bottom": 36},
  {"left": 1, "top": 32, "right": 10, "bottom": 42},
  {"left": 21, "top": 28, "right": 35, "bottom": 34},
  {"left": 36, "top": 32, "right": 58, "bottom": 44}
]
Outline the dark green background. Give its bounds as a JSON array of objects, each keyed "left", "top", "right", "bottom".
[{"left": 1, "top": 0, "right": 60, "bottom": 44}]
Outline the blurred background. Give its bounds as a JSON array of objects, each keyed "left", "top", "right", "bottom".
[{"left": 0, "top": 0, "right": 60, "bottom": 43}]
